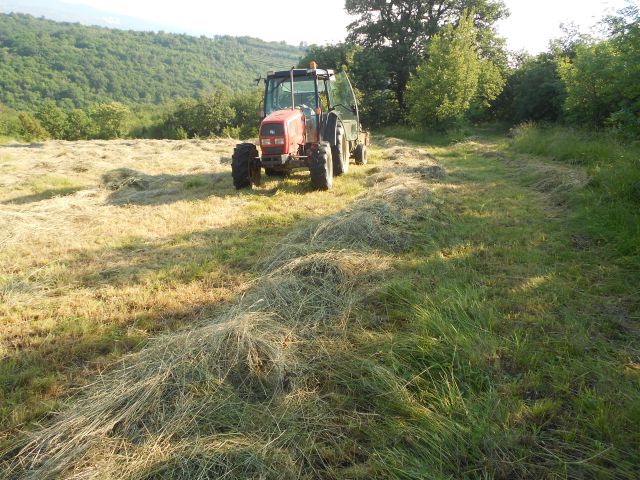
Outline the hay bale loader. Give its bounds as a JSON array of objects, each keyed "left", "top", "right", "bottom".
[{"left": 232, "top": 63, "right": 370, "bottom": 190}]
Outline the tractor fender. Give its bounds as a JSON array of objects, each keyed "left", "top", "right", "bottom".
[{"left": 321, "top": 112, "right": 340, "bottom": 146}]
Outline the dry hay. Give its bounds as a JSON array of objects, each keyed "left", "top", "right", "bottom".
[
  {"left": 379, "top": 146, "right": 446, "bottom": 182},
  {"left": 0, "top": 139, "right": 244, "bottom": 252},
  {"left": 266, "top": 175, "right": 435, "bottom": 272},
  {"left": 380, "top": 137, "right": 407, "bottom": 147},
  {"left": 382, "top": 146, "right": 436, "bottom": 163},
  {"left": 505, "top": 156, "right": 589, "bottom": 197},
  {"left": 1, "top": 155, "right": 437, "bottom": 480}
]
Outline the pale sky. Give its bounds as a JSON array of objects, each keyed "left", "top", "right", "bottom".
[{"left": 62, "top": 0, "right": 636, "bottom": 53}]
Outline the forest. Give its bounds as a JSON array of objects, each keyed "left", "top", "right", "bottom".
[
  {"left": 1, "top": 4, "right": 639, "bottom": 144},
  {"left": 0, "top": 12, "right": 300, "bottom": 120}
]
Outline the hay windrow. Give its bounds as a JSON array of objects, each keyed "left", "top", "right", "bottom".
[
  {"left": 505, "top": 156, "right": 589, "bottom": 197},
  {"left": 1, "top": 158, "right": 439, "bottom": 479}
]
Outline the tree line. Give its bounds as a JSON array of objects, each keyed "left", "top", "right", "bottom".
[
  {"left": 1, "top": 3, "right": 638, "bottom": 142},
  {"left": 0, "top": 90, "right": 262, "bottom": 141},
  {"left": 302, "top": 1, "right": 638, "bottom": 138}
]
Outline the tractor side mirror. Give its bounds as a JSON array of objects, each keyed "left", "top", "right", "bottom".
[
  {"left": 258, "top": 100, "right": 264, "bottom": 118},
  {"left": 350, "top": 105, "right": 357, "bottom": 114}
]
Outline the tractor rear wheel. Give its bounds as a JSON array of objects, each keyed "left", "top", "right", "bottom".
[
  {"left": 232, "top": 143, "right": 260, "bottom": 189},
  {"left": 331, "top": 124, "right": 349, "bottom": 176},
  {"left": 354, "top": 143, "right": 368, "bottom": 165},
  {"left": 309, "top": 142, "right": 333, "bottom": 190}
]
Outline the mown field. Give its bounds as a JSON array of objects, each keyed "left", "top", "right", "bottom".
[{"left": 1, "top": 131, "right": 638, "bottom": 478}]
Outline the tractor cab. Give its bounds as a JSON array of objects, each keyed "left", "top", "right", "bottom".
[{"left": 263, "top": 68, "right": 334, "bottom": 145}]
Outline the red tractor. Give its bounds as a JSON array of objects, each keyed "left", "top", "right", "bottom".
[{"left": 231, "top": 63, "right": 369, "bottom": 190}]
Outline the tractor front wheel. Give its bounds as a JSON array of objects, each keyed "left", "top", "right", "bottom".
[
  {"left": 354, "top": 143, "right": 368, "bottom": 165},
  {"left": 331, "top": 124, "right": 349, "bottom": 176},
  {"left": 232, "top": 143, "right": 260, "bottom": 189},
  {"left": 309, "top": 142, "right": 333, "bottom": 190}
]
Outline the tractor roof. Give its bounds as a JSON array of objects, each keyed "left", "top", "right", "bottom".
[{"left": 268, "top": 68, "right": 335, "bottom": 80}]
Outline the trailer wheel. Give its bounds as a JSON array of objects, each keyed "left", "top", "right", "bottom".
[
  {"left": 309, "top": 142, "right": 333, "bottom": 190},
  {"left": 331, "top": 124, "right": 349, "bottom": 176},
  {"left": 232, "top": 143, "right": 260, "bottom": 189},
  {"left": 354, "top": 143, "right": 368, "bottom": 165}
]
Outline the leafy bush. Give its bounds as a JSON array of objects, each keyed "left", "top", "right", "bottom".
[
  {"left": 497, "top": 54, "right": 566, "bottom": 123},
  {"left": 162, "top": 93, "right": 234, "bottom": 139},
  {"left": 89, "top": 102, "right": 130, "bottom": 139},
  {"left": 557, "top": 7, "right": 639, "bottom": 137},
  {"left": 35, "top": 101, "right": 68, "bottom": 139},
  {"left": 230, "top": 90, "right": 262, "bottom": 139},
  {"left": 64, "top": 109, "right": 93, "bottom": 140},
  {"left": 17, "top": 112, "right": 48, "bottom": 141}
]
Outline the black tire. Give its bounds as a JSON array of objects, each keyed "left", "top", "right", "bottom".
[
  {"left": 354, "top": 143, "right": 368, "bottom": 165},
  {"left": 309, "top": 142, "right": 333, "bottom": 191},
  {"left": 331, "top": 124, "right": 349, "bottom": 176},
  {"left": 232, "top": 143, "right": 260, "bottom": 189}
]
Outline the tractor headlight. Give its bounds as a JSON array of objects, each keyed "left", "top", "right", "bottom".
[
  {"left": 261, "top": 138, "right": 272, "bottom": 146},
  {"left": 274, "top": 138, "right": 285, "bottom": 145}
]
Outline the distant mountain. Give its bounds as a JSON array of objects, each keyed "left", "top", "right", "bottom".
[
  {"left": 1, "top": 0, "right": 183, "bottom": 35},
  {"left": 0, "top": 13, "right": 304, "bottom": 110}
]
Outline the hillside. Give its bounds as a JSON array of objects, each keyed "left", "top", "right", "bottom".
[{"left": 0, "top": 13, "right": 304, "bottom": 110}]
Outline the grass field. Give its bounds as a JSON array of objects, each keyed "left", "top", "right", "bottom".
[{"left": 1, "top": 132, "right": 638, "bottom": 478}]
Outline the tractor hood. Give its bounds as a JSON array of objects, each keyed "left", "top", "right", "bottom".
[{"left": 262, "top": 109, "right": 303, "bottom": 125}]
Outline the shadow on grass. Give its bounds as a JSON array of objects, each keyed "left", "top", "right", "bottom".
[
  {"left": 0, "top": 214, "right": 310, "bottom": 431},
  {"left": 0, "top": 142, "right": 46, "bottom": 149},
  {"left": 102, "top": 168, "right": 315, "bottom": 206},
  {"left": 2, "top": 187, "right": 85, "bottom": 205}
]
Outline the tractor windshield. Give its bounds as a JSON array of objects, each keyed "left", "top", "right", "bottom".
[{"left": 264, "top": 77, "right": 317, "bottom": 115}]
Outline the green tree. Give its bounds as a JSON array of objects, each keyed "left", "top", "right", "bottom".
[
  {"left": 65, "top": 109, "right": 93, "bottom": 140},
  {"left": 558, "top": 6, "right": 639, "bottom": 136},
  {"left": 17, "top": 112, "right": 48, "bottom": 141},
  {"left": 502, "top": 54, "right": 566, "bottom": 123},
  {"left": 89, "top": 102, "right": 130, "bottom": 139},
  {"left": 230, "top": 89, "right": 262, "bottom": 139},
  {"left": 407, "top": 12, "right": 502, "bottom": 128},
  {"left": 345, "top": 0, "right": 508, "bottom": 111},
  {"left": 298, "top": 43, "right": 401, "bottom": 128},
  {"left": 35, "top": 100, "right": 68, "bottom": 139},
  {"left": 298, "top": 43, "right": 361, "bottom": 72},
  {"left": 163, "top": 92, "right": 234, "bottom": 138},
  {"left": 0, "top": 13, "right": 304, "bottom": 111}
]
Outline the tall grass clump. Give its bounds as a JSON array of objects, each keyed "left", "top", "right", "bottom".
[
  {"left": 378, "top": 125, "right": 472, "bottom": 146},
  {"left": 511, "top": 123, "right": 640, "bottom": 261},
  {"left": 510, "top": 123, "right": 638, "bottom": 166}
]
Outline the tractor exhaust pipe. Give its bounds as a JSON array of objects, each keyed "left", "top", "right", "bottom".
[{"left": 290, "top": 67, "right": 295, "bottom": 110}]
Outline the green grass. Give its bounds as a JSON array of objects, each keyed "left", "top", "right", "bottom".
[
  {"left": 511, "top": 123, "right": 640, "bottom": 261},
  {"left": 510, "top": 123, "right": 638, "bottom": 166},
  {"left": 348, "top": 132, "right": 639, "bottom": 477},
  {"left": 4, "top": 175, "right": 87, "bottom": 204},
  {"left": 378, "top": 122, "right": 510, "bottom": 146},
  {"left": 0, "top": 136, "right": 17, "bottom": 145},
  {"left": 2, "top": 133, "right": 639, "bottom": 478}
]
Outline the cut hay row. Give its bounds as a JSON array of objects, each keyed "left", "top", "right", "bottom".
[{"left": 1, "top": 153, "right": 446, "bottom": 479}]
